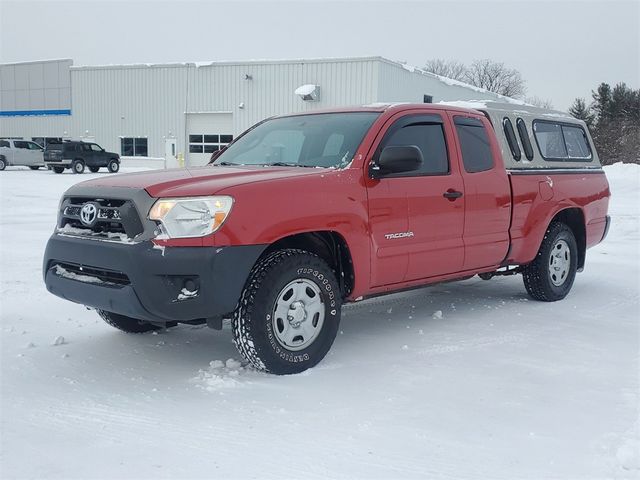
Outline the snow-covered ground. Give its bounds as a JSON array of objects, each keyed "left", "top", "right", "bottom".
[{"left": 1, "top": 165, "right": 638, "bottom": 479}]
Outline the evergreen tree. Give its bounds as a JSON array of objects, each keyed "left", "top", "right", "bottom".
[{"left": 568, "top": 98, "right": 595, "bottom": 127}]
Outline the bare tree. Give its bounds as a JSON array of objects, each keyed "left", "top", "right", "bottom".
[
  {"left": 424, "top": 59, "right": 468, "bottom": 81},
  {"left": 464, "top": 59, "right": 526, "bottom": 98},
  {"left": 525, "top": 96, "right": 554, "bottom": 109}
]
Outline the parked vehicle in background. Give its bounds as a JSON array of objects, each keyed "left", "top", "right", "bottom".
[
  {"left": 0, "top": 139, "right": 45, "bottom": 171},
  {"left": 44, "top": 140, "right": 121, "bottom": 174},
  {"left": 43, "top": 102, "right": 610, "bottom": 375}
]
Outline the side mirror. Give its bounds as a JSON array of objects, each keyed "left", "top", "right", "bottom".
[{"left": 371, "top": 145, "right": 423, "bottom": 177}]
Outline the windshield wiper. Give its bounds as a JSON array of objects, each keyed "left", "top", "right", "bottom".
[
  {"left": 215, "top": 161, "right": 236, "bottom": 166},
  {"left": 266, "top": 162, "right": 316, "bottom": 168}
]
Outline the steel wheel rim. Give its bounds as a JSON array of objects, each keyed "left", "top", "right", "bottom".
[
  {"left": 272, "top": 278, "right": 325, "bottom": 352},
  {"left": 74, "top": 163, "right": 82, "bottom": 172},
  {"left": 549, "top": 239, "right": 571, "bottom": 286}
]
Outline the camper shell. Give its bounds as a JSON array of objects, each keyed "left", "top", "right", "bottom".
[{"left": 441, "top": 101, "right": 600, "bottom": 171}]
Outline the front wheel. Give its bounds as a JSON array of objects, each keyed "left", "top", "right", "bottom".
[
  {"left": 522, "top": 222, "right": 578, "bottom": 301},
  {"left": 52, "top": 166, "right": 65, "bottom": 174},
  {"left": 89, "top": 166, "right": 100, "bottom": 173},
  {"left": 0, "top": 157, "right": 6, "bottom": 170},
  {"left": 232, "top": 249, "right": 341, "bottom": 375},
  {"left": 29, "top": 166, "right": 41, "bottom": 170},
  {"left": 98, "top": 310, "right": 161, "bottom": 333},
  {"left": 107, "top": 159, "right": 120, "bottom": 173}
]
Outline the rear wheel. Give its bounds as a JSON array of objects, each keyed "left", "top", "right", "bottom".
[
  {"left": 29, "top": 166, "right": 40, "bottom": 170},
  {"left": 107, "top": 159, "right": 120, "bottom": 173},
  {"left": 89, "top": 166, "right": 100, "bottom": 173},
  {"left": 72, "top": 159, "right": 85, "bottom": 174},
  {"left": 52, "top": 166, "right": 65, "bottom": 174},
  {"left": 522, "top": 222, "right": 578, "bottom": 301},
  {"left": 98, "top": 310, "right": 162, "bottom": 333},
  {"left": 232, "top": 249, "right": 341, "bottom": 375}
]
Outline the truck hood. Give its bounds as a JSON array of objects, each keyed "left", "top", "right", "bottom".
[{"left": 75, "top": 165, "right": 326, "bottom": 197}]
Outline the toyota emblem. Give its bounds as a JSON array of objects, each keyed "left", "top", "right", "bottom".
[{"left": 80, "top": 203, "right": 98, "bottom": 226}]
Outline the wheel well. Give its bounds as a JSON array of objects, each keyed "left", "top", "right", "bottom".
[
  {"left": 263, "top": 231, "right": 354, "bottom": 298},
  {"left": 552, "top": 208, "right": 586, "bottom": 270}
]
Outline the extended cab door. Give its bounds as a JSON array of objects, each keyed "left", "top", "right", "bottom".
[
  {"left": 449, "top": 113, "right": 511, "bottom": 270},
  {"left": 366, "top": 111, "right": 465, "bottom": 287}
]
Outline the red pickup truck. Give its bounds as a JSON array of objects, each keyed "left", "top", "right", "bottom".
[{"left": 43, "top": 102, "right": 611, "bottom": 374}]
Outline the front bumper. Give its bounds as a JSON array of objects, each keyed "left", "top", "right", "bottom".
[{"left": 43, "top": 233, "right": 267, "bottom": 323}]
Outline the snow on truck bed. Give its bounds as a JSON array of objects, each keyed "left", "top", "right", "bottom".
[{"left": 1, "top": 164, "right": 638, "bottom": 479}]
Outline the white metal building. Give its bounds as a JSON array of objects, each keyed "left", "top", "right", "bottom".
[{"left": 0, "top": 56, "right": 509, "bottom": 167}]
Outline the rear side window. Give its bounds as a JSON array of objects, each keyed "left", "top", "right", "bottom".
[
  {"left": 0, "top": 140, "right": 9, "bottom": 148},
  {"left": 562, "top": 125, "right": 591, "bottom": 159},
  {"left": 14, "top": 141, "right": 29, "bottom": 149},
  {"left": 516, "top": 118, "right": 534, "bottom": 160},
  {"left": 454, "top": 116, "right": 494, "bottom": 173},
  {"left": 502, "top": 117, "right": 521, "bottom": 161},
  {"left": 533, "top": 120, "right": 592, "bottom": 161},
  {"left": 381, "top": 121, "right": 449, "bottom": 175}
]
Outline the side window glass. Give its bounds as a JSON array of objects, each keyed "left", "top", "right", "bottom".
[
  {"left": 0, "top": 140, "right": 9, "bottom": 148},
  {"left": 382, "top": 122, "right": 449, "bottom": 175},
  {"left": 454, "top": 116, "right": 494, "bottom": 173},
  {"left": 82, "top": 144, "right": 92, "bottom": 152},
  {"left": 14, "top": 141, "right": 28, "bottom": 149},
  {"left": 516, "top": 118, "right": 534, "bottom": 160},
  {"left": 91, "top": 144, "right": 102, "bottom": 152},
  {"left": 502, "top": 117, "right": 521, "bottom": 161},
  {"left": 562, "top": 125, "right": 591, "bottom": 159},
  {"left": 533, "top": 121, "right": 567, "bottom": 159}
]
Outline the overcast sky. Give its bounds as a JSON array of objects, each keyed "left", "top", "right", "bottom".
[{"left": 1, "top": 0, "right": 638, "bottom": 110}]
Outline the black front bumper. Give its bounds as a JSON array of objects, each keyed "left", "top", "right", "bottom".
[{"left": 43, "top": 234, "right": 267, "bottom": 324}]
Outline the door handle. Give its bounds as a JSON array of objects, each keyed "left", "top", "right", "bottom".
[{"left": 443, "top": 189, "right": 463, "bottom": 200}]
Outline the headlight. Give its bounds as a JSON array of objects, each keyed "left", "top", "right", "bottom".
[{"left": 149, "top": 196, "right": 233, "bottom": 239}]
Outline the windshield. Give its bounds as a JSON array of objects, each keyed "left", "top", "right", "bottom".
[{"left": 214, "top": 112, "right": 379, "bottom": 168}]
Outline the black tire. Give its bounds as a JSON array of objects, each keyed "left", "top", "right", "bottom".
[
  {"left": 52, "top": 166, "right": 65, "bottom": 174},
  {"left": 232, "top": 249, "right": 342, "bottom": 375},
  {"left": 89, "top": 166, "right": 100, "bottom": 173},
  {"left": 72, "top": 159, "right": 85, "bottom": 174},
  {"left": 29, "top": 166, "right": 40, "bottom": 170},
  {"left": 98, "top": 310, "right": 161, "bottom": 333},
  {"left": 0, "top": 157, "right": 6, "bottom": 171},
  {"left": 107, "top": 159, "right": 120, "bottom": 173},
  {"left": 522, "top": 222, "right": 578, "bottom": 302}
]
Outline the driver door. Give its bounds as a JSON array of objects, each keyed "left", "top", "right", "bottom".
[{"left": 366, "top": 111, "right": 465, "bottom": 287}]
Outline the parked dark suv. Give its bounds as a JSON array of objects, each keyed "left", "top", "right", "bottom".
[{"left": 44, "top": 141, "right": 120, "bottom": 174}]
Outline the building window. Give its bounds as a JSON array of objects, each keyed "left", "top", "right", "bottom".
[
  {"left": 189, "top": 133, "right": 233, "bottom": 153},
  {"left": 120, "top": 137, "right": 148, "bottom": 157},
  {"left": 423, "top": 95, "right": 433, "bottom": 103}
]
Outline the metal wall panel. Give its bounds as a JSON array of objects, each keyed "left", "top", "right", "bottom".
[
  {"left": 0, "top": 59, "right": 72, "bottom": 114},
  {"left": 377, "top": 60, "right": 504, "bottom": 103},
  {"left": 1, "top": 57, "right": 515, "bottom": 164}
]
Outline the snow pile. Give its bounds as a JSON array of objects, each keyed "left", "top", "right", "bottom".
[
  {"left": 57, "top": 224, "right": 135, "bottom": 244},
  {"left": 191, "top": 359, "right": 252, "bottom": 390}
]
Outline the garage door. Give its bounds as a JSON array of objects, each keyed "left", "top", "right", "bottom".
[{"left": 186, "top": 113, "right": 234, "bottom": 166}]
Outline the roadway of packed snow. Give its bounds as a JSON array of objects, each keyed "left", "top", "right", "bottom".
[{"left": 1, "top": 164, "right": 638, "bottom": 479}]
